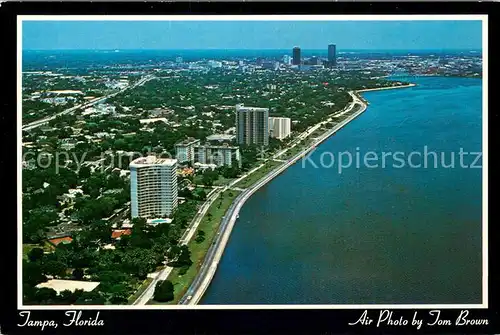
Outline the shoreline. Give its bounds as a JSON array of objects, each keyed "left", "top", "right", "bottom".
[
  {"left": 181, "top": 92, "right": 370, "bottom": 305},
  {"left": 184, "top": 75, "right": 483, "bottom": 307},
  {"left": 382, "top": 74, "right": 481, "bottom": 80},
  {"left": 356, "top": 83, "right": 416, "bottom": 93}
]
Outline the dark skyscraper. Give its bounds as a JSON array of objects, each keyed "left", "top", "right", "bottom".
[
  {"left": 292, "top": 46, "right": 301, "bottom": 65},
  {"left": 328, "top": 44, "right": 337, "bottom": 66}
]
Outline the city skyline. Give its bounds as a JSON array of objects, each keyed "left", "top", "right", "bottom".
[
  {"left": 18, "top": 15, "right": 485, "bottom": 309},
  {"left": 22, "top": 20, "right": 482, "bottom": 51}
]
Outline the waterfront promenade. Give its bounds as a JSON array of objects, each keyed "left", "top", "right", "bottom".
[
  {"left": 131, "top": 83, "right": 417, "bottom": 305},
  {"left": 180, "top": 90, "right": 371, "bottom": 305},
  {"left": 199, "top": 77, "right": 482, "bottom": 305}
]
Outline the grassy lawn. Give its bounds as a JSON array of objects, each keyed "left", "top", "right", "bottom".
[
  {"left": 234, "top": 161, "right": 283, "bottom": 189},
  {"left": 194, "top": 174, "right": 234, "bottom": 187},
  {"left": 282, "top": 143, "right": 310, "bottom": 160},
  {"left": 213, "top": 176, "right": 234, "bottom": 186},
  {"left": 310, "top": 128, "right": 326, "bottom": 137},
  {"left": 151, "top": 190, "right": 241, "bottom": 305},
  {"left": 127, "top": 277, "right": 153, "bottom": 304}
]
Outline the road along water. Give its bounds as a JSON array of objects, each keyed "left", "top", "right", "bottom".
[
  {"left": 181, "top": 92, "right": 370, "bottom": 305},
  {"left": 201, "top": 76, "right": 482, "bottom": 305}
]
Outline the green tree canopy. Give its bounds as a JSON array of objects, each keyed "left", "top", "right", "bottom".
[{"left": 153, "top": 280, "right": 174, "bottom": 302}]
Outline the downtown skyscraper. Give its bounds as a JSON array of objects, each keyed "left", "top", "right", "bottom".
[
  {"left": 292, "top": 46, "right": 301, "bottom": 65},
  {"left": 328, "top": 44, "right": 337, "bottom": 66}
]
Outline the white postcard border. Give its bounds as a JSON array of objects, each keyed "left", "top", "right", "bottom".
[{"left": 17, "top": 14, "right": 488, "bottom": 310}]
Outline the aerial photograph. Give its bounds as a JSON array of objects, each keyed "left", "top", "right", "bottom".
[{"left": 20, "top": 18, "right": 484, "bottom": 306}]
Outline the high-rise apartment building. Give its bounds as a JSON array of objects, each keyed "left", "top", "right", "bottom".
[
  {"left": 269, "top": 117, "right": 292, "bottom": 140},
  {"left": 175, "top": 137, "right": 200, "bottom": 163},
  {"left": 292, "top": 47, "right": 301, "bottom": 65},
  {"left": 130, "top": 156, "right": 178, "bottom": 219},
  {"left": 194, "top": 144, "right": 241, "bottom": 168},
  {"left": 328, "top": 44, "right": 337, "bottom": 66},
  {"left": 235, "top": 104, "right": 269, "bottom": 146},
  {"left": 283, "top": 55, "right": 292, "bottom": 65}
]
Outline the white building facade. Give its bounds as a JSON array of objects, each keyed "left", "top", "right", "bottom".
[
  {"left": 175, "top": 138, "right": 201, "bottom": 163},
  {"left": 194, "top": 144, "right": 241, "bottom": 168},
  {"left": 130, "top": 156, "right": 178, "bottom": 219},
  {"left": 268, "top": 117, "right": 292, "bottom": 140}
]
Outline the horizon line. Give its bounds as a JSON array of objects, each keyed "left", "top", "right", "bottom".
[{"left": 23, "top": 48, "right": 482, "bottom": 52}]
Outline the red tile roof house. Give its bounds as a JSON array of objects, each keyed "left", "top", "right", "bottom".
[
  {"left": 111, "top": 229, "right": 132, "bottom": 240},
  {"left": 47, "top": 236, "right": 73, "bottom": 247}
]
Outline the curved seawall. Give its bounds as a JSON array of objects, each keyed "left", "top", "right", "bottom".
[
  {"left": 202, "top": 76, "right": 482, "bottom": 305},
  {"left": 182, "top": 92, "right": 369, "bottom": 304}
]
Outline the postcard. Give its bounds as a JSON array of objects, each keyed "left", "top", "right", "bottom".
[{"left": 0, "top": 2, "right": 496, "bottom": 334}]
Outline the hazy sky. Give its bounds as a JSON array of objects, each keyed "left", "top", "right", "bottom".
[{"left": 23, "top": 20, "right": 482, "bottom": 50}]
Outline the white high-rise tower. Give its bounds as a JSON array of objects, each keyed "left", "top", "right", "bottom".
[{"left": 130, "top": 156, "right": 178, "bottom": 219}]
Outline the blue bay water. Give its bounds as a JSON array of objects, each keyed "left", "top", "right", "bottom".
[{"left": 202, "top": 76, "right": 483, "bottom": 304}]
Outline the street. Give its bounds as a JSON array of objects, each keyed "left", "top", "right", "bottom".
[
  {"left": 135, "top": 91, "right": 366, "bottom": 305},
  {"left": 22, "top": 75, "right": 154, "bottom": 131},
  {"left": 132, "top": 186, "right": 223, "bottom": 305},
  {"left": 179, "top": 91, "right": 367, "bottom": 305}
]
